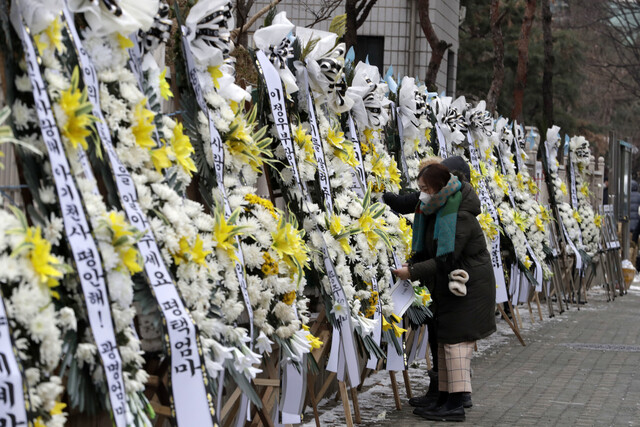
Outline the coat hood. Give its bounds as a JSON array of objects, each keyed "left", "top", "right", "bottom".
[{"left": 458, "top": 182, "right": 481, "bottom": 216}]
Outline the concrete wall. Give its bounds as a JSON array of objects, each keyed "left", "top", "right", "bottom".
[{"left": 247, "top": 0, "right": 460, "bottom": 94}]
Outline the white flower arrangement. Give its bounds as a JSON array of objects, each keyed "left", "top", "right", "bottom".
[
  {"left": 569, "top": 136, "right": 601, "bottom": 255},
  {"left": 0, "top": 194, "right": 67, "bottom": 427},
  {"left": 430, "top": 95, "right": 467, "bottom": 155},
  {"left": 11, "top": 15, "right": 152, "bottom": 423}
]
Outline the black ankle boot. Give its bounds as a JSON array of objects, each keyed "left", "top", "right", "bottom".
[
  {"left": 413, "top": 391, "right": 448, "bottom": 416},
  {"left": 408, "top": 370, "right": 438, "bottom": 407},
  {"left": 417, "top": 392, "right": 465, "bottom": 422}
]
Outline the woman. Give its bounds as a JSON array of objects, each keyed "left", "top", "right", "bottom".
[
  {"left": 393, "top": 163, "right": 496, "bottom": 422},
  {"left": 382, "top": 155, "right": 472, "bottom": 410}
]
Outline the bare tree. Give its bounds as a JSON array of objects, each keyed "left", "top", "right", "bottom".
[
  {"left": 344, "top": 0, "right": 378, "bottom": 50},
  {"left": 235, "top": 0, "right": 256, "bottom": 47},
  {"left": 302, "top": 0, "right": 344, "bottom": 28},
  {"left": 541, "top": 0, "right": 554, "bottom": 135},
  {"left": 417, "top": 0, "right": 452, "bottom": 91},
  {"left": 486, "top": 0, "right": 506, "bottom": 114},
  {"left": 511, "top": 0, "right": 537, "bottom": 122}
]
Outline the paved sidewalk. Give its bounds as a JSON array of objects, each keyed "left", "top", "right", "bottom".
[
  {"left": 373, "top": 286, "right": 640, "bottom": 426},
  {"left": 306, "top": 285, "right": 640, "bottom": 426}
]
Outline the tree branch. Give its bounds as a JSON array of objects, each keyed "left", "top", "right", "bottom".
[
  {"left": 231, "top": 0, "right": 283, "bottom": 42},
  {"left": 356, "top": 0, "right": 378, "bottom": 29}
]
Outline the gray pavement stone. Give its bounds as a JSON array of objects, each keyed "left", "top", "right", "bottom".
[{"left": 305, "top": 285, "right": 640, "bottom": 426}]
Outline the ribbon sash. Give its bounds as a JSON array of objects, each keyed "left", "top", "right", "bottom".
[
  {"left": 0, "top": 295, "right": 28, "bottom": 426},
  {"left": 435, "top": 123, "right": 448, "bottom": 159},
  {"left": 64, "top": 10, "right": 215, "bottom": 425},
  {"left": 467, "top": 134, "right": 508, "bottom": 303},
  {"left": 348, "top": 113, "right": 367, "bottom": 198},
  {"left": 17, "top": 16, "right": 128, "bottom": 425}
]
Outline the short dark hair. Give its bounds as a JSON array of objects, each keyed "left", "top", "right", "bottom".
[{"left": 417, "top": 163, "right": 450, "bottom": 194}]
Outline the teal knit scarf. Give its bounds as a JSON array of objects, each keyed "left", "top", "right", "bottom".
[{"left": 412, "top": 175, "right": 462, "bottom": 258}]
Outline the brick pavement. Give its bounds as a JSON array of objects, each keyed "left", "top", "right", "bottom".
[{"left": 358, "top": 286, "right": 640, "bottom": 426}]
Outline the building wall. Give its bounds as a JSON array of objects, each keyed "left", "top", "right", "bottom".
[{"left": 247, "top": 0, "right": 460, "bottom": 94}]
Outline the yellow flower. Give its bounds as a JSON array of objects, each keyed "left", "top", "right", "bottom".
[
  {"left": 173, "top": 235, "right": 211, "bottom": 267},
  {"left": 328, "top": 214, "right": 352, "bottom": 255},
  {"left": 170, "top": 123, "right": 197, "bottom": 176},
  {"left": 261, "top": 251, "right": 279, "bottom": 275},
  {"left": 523, "top": 256, "right": 533, "bottom": 269},
  {"left": 398, "top": 216, "right": 412, "bottom": 251},
  {"left": 43, "top": 17, "right": 64, "bottom": 53},
  {"left": 516, "top": 173, "right": 526, "bottom": 191},
  {"left": 478, "top": 211, "right": 498, "bottom": 241},
  {"left": 479, "top": 161, "right": 488, "bottom": 177},
  {"left": 213, "top": 208, "right": 244, "bottom": 262},
  {"left": 106, "top": 211, "right": 142, "bottom": 274},
  {"left": 326, "top": 124, "right": 358, "bottom": 167},
  {"left": 22, "top": 227, "right": 63, "bottom": 297},
  {"left": 306, "top": 332, "right": 323, "bottom": 349},
  {"left": 132, "top": 99, "right": 156, "bottom": 149},
  {"left": 580, "top": 182, "right": 590, "bottom": 198},
  {"left": 225, "top": 107, "right": 273, "bottom": 172},
  {"left": 425, "top": 127, "right": 432, "bottom": 142},
  {"left": 493, "top": 172, "right": 509, "bottom": 194},
  {"left": 470, "top": 167, "right": 482, "bottom": 191},
  {"left": 50, "top": 401, "right": 67, "bottom": 416},
  {"left": 150, "top": 143, "right": 173, "bottom": 172},
  {"left": 417, "top": 288, "right": 431, "bottom": 306},
  {"left": 117, "top": 33, "right": 134, "bottom": 50},
  {"left": 527, "top": 178, "right": 539, "bottom": 195},
  {"left": 57, "top": 67, "right": 95, "bottom": 151},
  {"left": 573, "top": 210, "right": 582, "bottom": 223},
  {"left": 594, "top": 214, "right": 603, "bottom": 228},
  {"left": 383, "top": 314, "right": 407, "bottom": 337},
  {"left": 282, "top": 290, "right": 296, "bottom": 305},
  {"left": 208, "top": 65, "right": 224, "bottom": 89},
  {"left": 560, "top": 182, "right": 567, "bottom": 196},
  {"left": 513, "top": 211, "right": 527, "bottom": 232},
  {"left": 271, "top": 216, "right": 310, "bottom": 279},
  {"left": 293, "top": 125, "right": 316, "bottom": 165},
  {"left": 535, "top": 214, "right": 545, "bottom": 232},
  {"left": 363, "top": 127, "right": 376, "bottom": 144},
  {"left": 388, "top": 157, "right": 402, "bottom": 189},
  {"left": 245, "top": 194, "right": 278, "bottom": 220},
  {"left": 159, "top": 68, "right": 174, "bottom": 100},
  {"left": 539, "top": 205, "right": 552, "bottom": 223}
]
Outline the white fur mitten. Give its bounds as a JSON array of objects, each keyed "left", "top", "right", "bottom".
[{"left": 448, "top": 269, "right": 469, "bottom": 296}]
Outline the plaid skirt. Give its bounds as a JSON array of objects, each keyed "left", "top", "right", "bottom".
[{"left": 437, "top": 341, "right": 475, "bottom": 393}]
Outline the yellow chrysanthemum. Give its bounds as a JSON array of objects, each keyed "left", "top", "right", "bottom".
[
  {"left": 245, "top": 194, "right": 278, "bottom": 220},
  {"left": 57, "top": 68, "right": 95, "bottom": 151},
  {"left": 170, "top": 123, "right": 197, "bottom": 176},
  {"left": 282, "top": 290, "right": 296, "bottom": 305},
  {"left": 261, "top": 251, "right": 279, "bottom": 275},
  {"left": 132, "top": 99, "right": 156, "bottom": 149},
  {"left": 43, "top": 17, "right": 64, "bottom": 53},
  {"left": 150, "top": 143, "right": 173, "bottom": 172},
  {"left": 159, "top": 68, "right": 174, "bottom": 100},
  {"left": 208, "top": 65, "right": 224, "bottom": 89}
]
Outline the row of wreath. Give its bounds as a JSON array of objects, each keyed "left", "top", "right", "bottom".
[{"left": 0, "top": 1, "right": 603, "bottom": 426}]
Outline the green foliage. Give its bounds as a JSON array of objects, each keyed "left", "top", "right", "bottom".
[
  {"left": 329, "top": 14, "right": 347, "bottom": 38},
  {"left": 458, "top": 0, "right": 584, "bottom": 136}
]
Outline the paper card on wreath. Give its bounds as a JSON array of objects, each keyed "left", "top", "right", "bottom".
[{"left": 389, "top": 279, "right": 414, "bottom": 318}]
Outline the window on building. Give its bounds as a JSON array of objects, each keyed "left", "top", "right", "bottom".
[
  {"left": 446, "top": 50, "right": 456, "bottom": 97},
  {"left": 355, "top": 36, "right": 385, "bottom": 74}
]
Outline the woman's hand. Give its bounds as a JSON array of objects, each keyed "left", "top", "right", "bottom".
[{"left": 392, "top": 265, "right": 411, "bottom": 281}]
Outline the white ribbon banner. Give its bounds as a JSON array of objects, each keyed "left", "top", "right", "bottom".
[
  {"left": 467, "top": 133, "right": 508, "bottom": 303},
  {"left": 394, "top": 102, "right": 410, "bottom": 181},
  {"left": 348, "top": 113, "right": 367, "bottom": 198},
  {"left": 302, "top": 69, "right": 333, "bottom": 212},
  {"left": 256, "top": 49, "right": 360, "bottom": 387},
  {"left": 436, "top": 123, "right": 448, "bottom": 159},
  {"left": 0, "top": 296, "right": 29, "bottom": 427},
  {"left": 562, "top": 221, "right": 583, "bottom": 270},
  {"left": 17, "top": 16, "right": 128, "bottom": 425},
  {"left": 568, "top": 156, "right": 579, "bottom": 211},
  {"left": 63, "top": 10, "right": 216, "bottom": 425}
]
